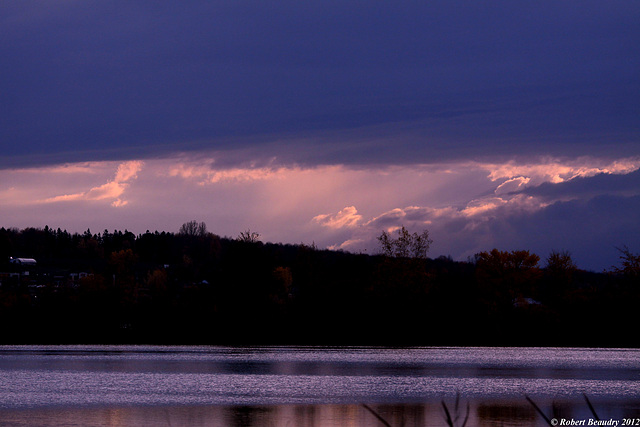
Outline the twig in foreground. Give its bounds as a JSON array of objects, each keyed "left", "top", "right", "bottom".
[
  {"left": 362, "top": 403, "right": 393, "bottom": 427},
  {"left": 525, "top": 395, "right": 552, "bottom": 426}
]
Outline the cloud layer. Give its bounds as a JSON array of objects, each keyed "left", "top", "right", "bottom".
[{"left": 1, "top": 1, "right": 638, "bottom": 168}]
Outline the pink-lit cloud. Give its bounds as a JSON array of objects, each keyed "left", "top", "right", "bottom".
[
  {"left": 313, "top": 206, "right": 362, "bottom": 229},
  {"left": 43, "top": 161, "right": 143, "bottom": 207},
  {"left": 494, "top": 176, "right": 530, "bottom": 195},
  {"left": 30, "top": 163, "right": 106, "bottom": 175},
  {"left": 168, "top": 159, "right": 286, "bottom": 184},
  {"left": 482, "top": 157, "right": 640, "bottom": 188}
]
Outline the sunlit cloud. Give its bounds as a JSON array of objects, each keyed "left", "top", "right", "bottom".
[
  {"left": 200, "top": 167, "right": 284, "bottom": 184},
  {"left": 0, "top": 162, "right": 124, "bottom": 206},
  {"left": 169, "top": 164, "right": 283, "bottom": 184},
  {"left": 494, "top": 176, "right": 530, "bottom": 195},
  {"left": 113, "top": 161, "right": 142, "bottom": 182},
  {"left": 461, "top": 198, "right": 508, "bottom": 217},
  {"left": 481, "top": 156, "right": 640, "bottom": 188},
  {"left": 111, "top": 199, "right": 129, "bottom": 208},
  {"left": 461, "top": 195, "right": 550, "bottom": 224},
  {"left": 313, "top": 206, "right": 362, "bottom": 229},
  {"left": 43, "top": 161, "right": 143, "bottom": 207},
  {"left": 167, "top": 155, "right": 288, "bottom": 184},
  {"left": 328, "top": 239, "right": 365, "bottom": 251},
  {"left": 364, "top": 206, "right": 448, "bottom": 231}
]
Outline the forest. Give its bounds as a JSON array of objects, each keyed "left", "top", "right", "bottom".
[{"left": 0, "top": 222, "right": 638, "bottom": 347}]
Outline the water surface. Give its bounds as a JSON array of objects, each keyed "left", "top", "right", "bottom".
[{"left": 0, "top": 346, "right": 638, "bottom": 426}]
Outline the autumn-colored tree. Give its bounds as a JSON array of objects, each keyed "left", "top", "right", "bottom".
[
  {"left": 77, "top": 233, "right": 102, "bottom": 259},
  {"left": 270, "top": 266, "right": 293, "bottom": 306},
  {"left": 146, "top": 268, "right": 169, "bottom": 298},
  {"left": 476, "top": 249, "right": 540, "bottom": 274},
  {"left": 109, "top": 248, "right": 139, "bottom": 304},
  {"left": 109, "top": 249, "right": 138, "bottom": 279},
  {"left": 475, "top": 249, "right": 542, "bottom": 312}
]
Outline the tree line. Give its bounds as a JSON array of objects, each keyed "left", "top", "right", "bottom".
[{"left": 0, "top": 223, "right": 638, "bottom": 346}]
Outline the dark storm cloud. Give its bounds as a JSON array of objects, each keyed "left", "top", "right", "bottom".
[{"left": 1, "top": 1, "right": 638, "bottom": 168}]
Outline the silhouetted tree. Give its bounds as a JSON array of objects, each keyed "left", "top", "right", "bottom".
[
  {"left": 542, "top": 250, "right": 577, "bottom": 306},
  {"left": 546, "top": 250, "right": 577, "bottom": 273},
  {"left": 179, "top": 220, "right": 208, "bottom": 238},
  {"left": 237, "top": 229, "right": 261, "bottom": 243},
  {"left": 612, "top": 246, "right": 640, "bottom": 278},
  {"left": 377, "top": 226, "right": 432, "bottom": 259}
]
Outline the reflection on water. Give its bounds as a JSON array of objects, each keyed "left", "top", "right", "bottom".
[
  {"left": 0, "top": 346, "right": 639, "bottom": 426},
  {"left": 2, "top": 400, "right": 639, "bottom": 427}
]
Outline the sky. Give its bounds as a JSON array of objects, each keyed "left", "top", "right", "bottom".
[{"left": 1, "top": 1, "right": 639, "bottom": 271}]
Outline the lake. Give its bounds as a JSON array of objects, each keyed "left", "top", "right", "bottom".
[{"left": 0, "top": 346, "right": 638, "bottom": 426}]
